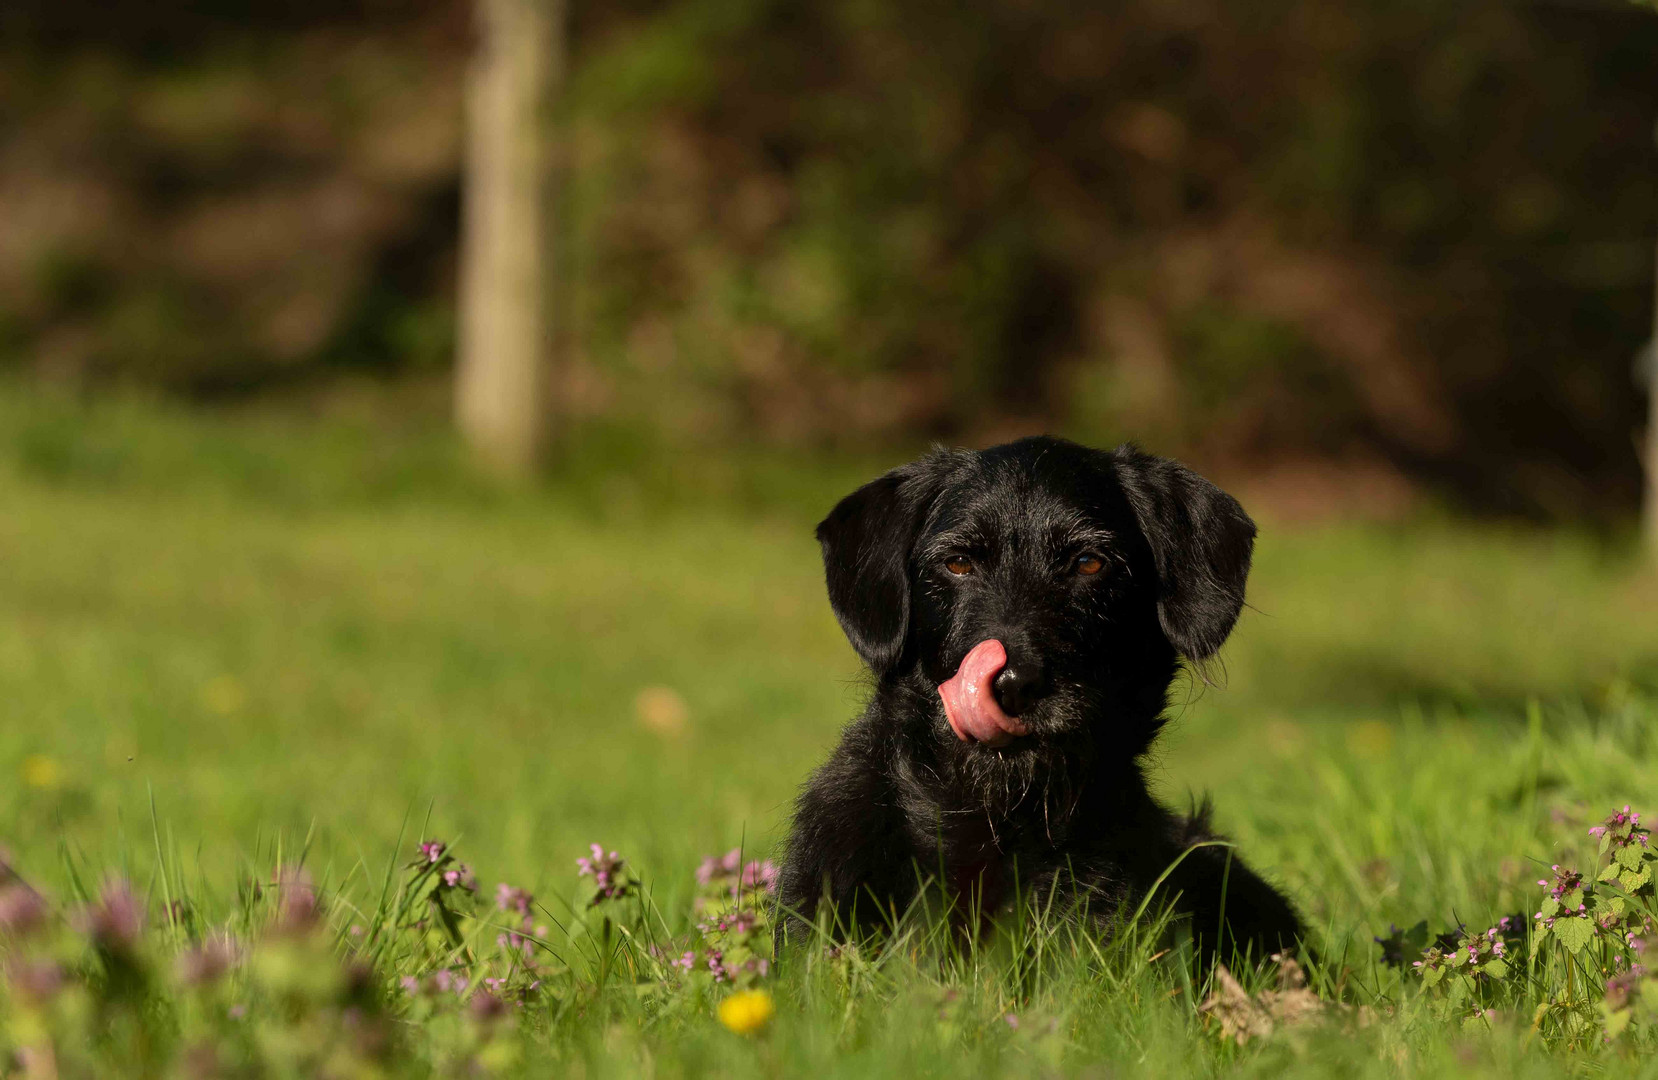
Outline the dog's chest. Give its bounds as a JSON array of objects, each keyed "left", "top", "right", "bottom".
[{"left": 890, "top": 757, "right": 1071, "bottom": 914}]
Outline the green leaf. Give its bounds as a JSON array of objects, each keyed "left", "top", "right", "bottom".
[
  {"left": 1618, "top": 845, "right": 1645, "bottom": 871},
  {"left": 1620, "top": 864, "right": 1651, "bottom": 891},
  {"left": 1422, "top": 965, "right": 1444, "bottom": 989},
  {"left": 1540, "top": 897, "right": 1560, "bottom": 919},
  {"left": 1561, "top": 888, "right": 1584, "bottom": 911},
  {"left": 1601, "top": 832, "right": 1614, "bottom": 856},
  {"left": 1481, "top": 957, "right": 1509, "bottom": 980},
  {"left": 1600, "top": 862, "right": 1623, "bottom": 883},
  {"left": 1553, "top": 916, "right": 1595, "bottom": 954}
]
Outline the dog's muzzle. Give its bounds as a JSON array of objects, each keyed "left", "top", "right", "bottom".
[{"left": 938, "top": 639, "right": 1031, "bottom": 747}]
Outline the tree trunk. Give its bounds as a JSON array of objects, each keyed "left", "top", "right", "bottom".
[{"left": 456, "top": 0, "right": 563, "bottom": 474}]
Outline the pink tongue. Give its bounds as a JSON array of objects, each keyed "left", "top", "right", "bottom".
[{"left": 938, "top": 639, "right": 1030, "bottom": 747}]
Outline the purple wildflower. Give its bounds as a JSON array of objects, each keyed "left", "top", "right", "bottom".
[
  {"left": 497, "top": 929, "right": 535, "bottom": 959},
  {"left": 79, "top": 880, "right": 144, "bottom": 949},
  {"left": 577, "top": 844, "right": 631, "bottom": 901},
  {"left": 1540, "top": 865, "right": 1584, "bottom": 903},
  {"left": 0, "top": 885, "right": 47, "bottom": 938},
  {"left": 441, "top": 864, "right": 478, "bottom": 893},
  {"left": 496, "top": 884, "right": 532, "bottom": 915},
  {"left": 176, "top": 934, "right": 238, "bottom": 987},
  {"left": 740, "top": 860, "right": 779, "bottom": 896},
  {"left": 273, "top": 866, "right": 319, "bottom": 930},
  {"left": 1590, "top": 807, "right": 1650, "bottom": 851},
  {"left": 418, "top": 840, "right": 446, "bottom": 864},
  {"left": 7, "top": 960, "right": 65, "bottom": 1003},
  {"left": 469, "top": 991, "right": 507, "bottom": 1021},
  {"left": 697, "top": 849, "right": 743, "bottom": 886},
  {"left": 1607, "top": 970, "right": 1641, "bottom": 1012},
  {"left": 400, "top": 976, "right": 420, "bottom": 995},
  {"left": 493, "top": 883, "right": 541, "bottom": 960}
]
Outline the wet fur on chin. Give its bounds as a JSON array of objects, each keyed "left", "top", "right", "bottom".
[{"left": 776, "top": 437, "right": 1304, "bottom": 965}]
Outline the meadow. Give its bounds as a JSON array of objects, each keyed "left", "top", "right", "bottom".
[{"left": 4, "top": 385, "right": 1658, "bottom": 1077}]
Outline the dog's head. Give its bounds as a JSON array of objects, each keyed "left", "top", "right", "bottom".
[{"left": 818, "top": 436, "right": 1255, "bottom": 776}]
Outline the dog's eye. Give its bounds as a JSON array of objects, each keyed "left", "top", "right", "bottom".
[
  {"left": 944, "top": 556, "right": 975, "bottom": 576},
  {"left": 1074, "top": 554, "right": 1106, "bottom": 576}
]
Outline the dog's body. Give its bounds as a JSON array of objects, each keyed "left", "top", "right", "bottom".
[{"left": 777, "top": 437, "right": 1301, "bottom": 961}]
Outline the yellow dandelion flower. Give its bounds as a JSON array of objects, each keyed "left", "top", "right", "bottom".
[{"left": 718, "top": 989, "right": 775, "bottom": 1035}]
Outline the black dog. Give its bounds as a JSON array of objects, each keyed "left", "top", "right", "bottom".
[{"left": 777, "top": 436, "right": 1302, "bottom": 962}]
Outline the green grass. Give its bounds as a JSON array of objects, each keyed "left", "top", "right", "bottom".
[{"left": 4, "top": 384, "right": 1658, "bottom": 1076}]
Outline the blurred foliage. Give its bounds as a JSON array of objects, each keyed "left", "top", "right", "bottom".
[{"left": 0, "top": 0, "right": 1655, "bottom": 517}]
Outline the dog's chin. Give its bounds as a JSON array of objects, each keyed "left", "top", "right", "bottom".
[{"left": 949, "top": 700, "right": 1097, "bottom": 821}]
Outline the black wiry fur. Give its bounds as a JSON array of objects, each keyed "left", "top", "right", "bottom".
[{"left": 777, "top": 436, "right": 1301, "bottom": 963}]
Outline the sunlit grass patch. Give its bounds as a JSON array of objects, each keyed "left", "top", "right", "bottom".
[
  {"left": 7, "top": 692, "right": 1658, "bottom": 1078},
  {"left": 5, "top": 387, "right": 1658, "bottom": 1075}
]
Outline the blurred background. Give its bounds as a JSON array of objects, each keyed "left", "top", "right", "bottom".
[
  {"left": 3, "top": 0, "right": 1658, "bottom": 898},
  {"left": 3, "top": 0, "right": 1657, "bottom": 522}
]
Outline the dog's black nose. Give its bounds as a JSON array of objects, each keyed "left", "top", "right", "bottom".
[{"left": 993, "top": 661, "right": 1049, "bottom": 717}]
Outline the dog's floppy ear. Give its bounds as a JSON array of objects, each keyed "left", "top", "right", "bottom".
[
  {"left": 1113, "top": 446, "right": 1256, "bottom": 660},
  {"left": 817, "top": 456, "right": 949, "bottom": 677}
]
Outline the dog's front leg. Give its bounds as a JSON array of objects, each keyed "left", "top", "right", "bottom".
[
  {"left": 775, "top": 731, "right": 913, "bottom": 947},
  {"left": 1160, "top": 832, "right": 1304, "bottom": 966}
]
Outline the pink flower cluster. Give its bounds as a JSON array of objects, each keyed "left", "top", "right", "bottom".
[
  {"left": 417, "top": 839, "right": 478, "bottom": 895},
  {"left": 1411, "top": 916, "right": 1516, "bottom": 975},
  {"left": 576, "top": 844, "right": 630, "bottom": 901},
  {"left": 701, "top": 947, "right": 768, "bottom": 983},
  {"left": 494, "top": 883, "right": 544, "bottom": 960},
  {"left": 695, "top": 849, "right": 778, "bottom": 897},
  {"left": 401, "top": 968, "right": 469, "bottom": 997},
  {"left": 78, "top": 880, "right": 145, "bottom": 948},
  {"left": 1589, "top": 806, "right": 1650, "bottom": 847},
  {"left": 0, "top": 884, "right": 47, "bottom": 937},
  {"left": 1534, "top": 865, "right": 1587, "bottom": 928}
]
